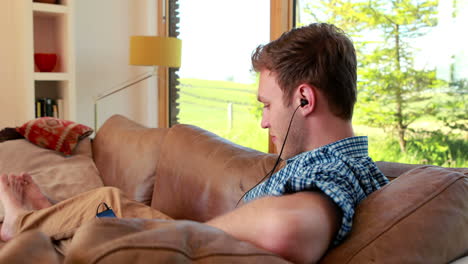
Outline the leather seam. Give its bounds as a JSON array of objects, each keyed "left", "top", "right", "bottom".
[{"left": 150, "top": 125, "right": 177, "bottom": 208}]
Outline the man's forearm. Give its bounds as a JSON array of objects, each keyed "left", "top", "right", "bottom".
[
  {"left": 205, "top": 192, "right": 341, "bottom": 264},
  {"left": 206, "top": 196, "right": 276, "bottom": 249}
]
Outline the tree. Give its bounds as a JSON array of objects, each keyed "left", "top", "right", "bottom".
[
  {"left": 431, "top": 78, "right": 468, "bottom": 131},
  {"left": 301, "top": 0, "right": 441, "bottom": 152}
]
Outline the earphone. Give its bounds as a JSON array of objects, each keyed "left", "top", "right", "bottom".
[{"left": 235, "top": 98, "right": 309, "bottom": 207}]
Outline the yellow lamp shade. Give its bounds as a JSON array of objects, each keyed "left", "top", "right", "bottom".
[{"left": 129, "top": 36, "right": 182, "bottom": 68}]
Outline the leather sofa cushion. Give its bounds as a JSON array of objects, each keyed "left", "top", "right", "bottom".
[
  {"left": 66, "top": 218, "right": 290, "bottom": 264},
  {"left": 152, "top": 124, "right": 281, "bottom": 222},
  {"left": 93, "top": 115, "right": 169, "bottom": 205},
  {"left": 320, "top": 166, "right": 468, "bottom": 263}
]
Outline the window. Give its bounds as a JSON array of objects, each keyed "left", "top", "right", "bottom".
[
  {"left": 168, "top": 0, "right": 271, "bottom": 152},
  {"left": 295, "top": 0, "right": 467, "bottom": 166}
]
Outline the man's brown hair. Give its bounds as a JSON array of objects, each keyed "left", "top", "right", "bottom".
[{"left": 252, "top": 23, "right": 357, "bottom": 120}]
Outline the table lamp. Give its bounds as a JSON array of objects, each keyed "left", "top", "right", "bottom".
[{"left": 94, "top": 36, "right": 182, "bottom": 131}]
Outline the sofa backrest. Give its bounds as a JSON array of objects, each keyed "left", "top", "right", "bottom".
[
  {"left": 93, "top": 115, "right": 169, "bottom": 205},
  {"left": 151, "top": 124, "right": 281, "bottom": 222},
  {"left": 149, "top": 124, "right": 468, "bottom": 263},
  {"left": 375, "top": 161, "right": 422, "bottom": 181},
  {"left": 93, "top": 115, "right": 457, "bottom": 219}
]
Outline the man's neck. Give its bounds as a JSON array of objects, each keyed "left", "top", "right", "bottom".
[{"left": 304, "top": 115, "right": 355, "bottom": 151}]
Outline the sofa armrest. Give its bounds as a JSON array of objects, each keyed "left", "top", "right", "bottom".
[
  {"left": 321, "top": 166, "right": 468, "bottom": 264},
  {"left": 151, "top": 124, "right": 281, "bottom": 222}
]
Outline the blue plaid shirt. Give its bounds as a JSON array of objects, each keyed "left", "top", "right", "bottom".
[{"left": 244, "top": 136, "right": 389, "bottom": 246}]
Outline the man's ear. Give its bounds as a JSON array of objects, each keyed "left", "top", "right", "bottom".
[{"left": 297, "top": 84, "right": 316, "bottom": 116}]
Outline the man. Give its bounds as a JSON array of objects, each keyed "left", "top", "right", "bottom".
[{"left": 0, "top": 23, "right": 388, "bottom": 264}]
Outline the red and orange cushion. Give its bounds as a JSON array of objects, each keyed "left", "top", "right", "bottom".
[{"left": 16, "top": 117, "right": 93, "bottom": 155}]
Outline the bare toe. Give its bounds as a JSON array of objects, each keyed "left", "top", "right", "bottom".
[
  {"left": 0, "top": 174, "right": 9, "bottom": 193},
  {"left": 11, "top": 175, "right": 23, "bottom": 200},
  {"left": 0, "top": 174, "right": 28, "bottom": 241},
  {"left": 18, "top": 172, "right": 28, "bottom": 185},
  {"left": 23, "top": 173, "right": 34, "bottom": 185},
  {"left": 21, "top": 173, "right": 52, "bottom": 210}
]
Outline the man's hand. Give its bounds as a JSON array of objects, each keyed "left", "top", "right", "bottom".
[{"left": 205, "top": 191, "right": 342, "bottom": 264}]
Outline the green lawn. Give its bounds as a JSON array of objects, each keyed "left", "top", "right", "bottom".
[
  {"left": 176, "top": 78, "right": 467, "bottom": 167},
  {"left": 178, "top": 81, "right": 268, "bottom": 153}
]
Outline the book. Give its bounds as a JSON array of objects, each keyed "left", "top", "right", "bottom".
[
  {"left": 36, "top": 100, "right": 42, "bottom": 118},
  {"left": 41, "top": 98, "right": 47, "bottom": 117},
  {"left": 45, "top": 98, "right": 54, "bottom": 117},
  {"left": 35, "top": 98, "right": 46, "bottom": 118},
  {"left": 35, "top": 98, "right": 62, "bottom": 118},
  {"left": 57, "top": 99, "right": 64, "bottom": 119},
  {"left": 34, "top": 98, "right": 63, "bottom": 119},
  {"left": 53, "top": 104, "right": 58, "bottom": 118}
]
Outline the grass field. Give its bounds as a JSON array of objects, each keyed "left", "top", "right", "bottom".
[
  {"left": 177, "top": 78, "right": 269, "bottom": 152},
  {"left": 177, "top": 78, "right": 467, "bottom": 167}
]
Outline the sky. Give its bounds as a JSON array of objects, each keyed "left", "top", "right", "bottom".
[
  {"left": 177, "top": 0, "right": 468, "bottom": 83},
  {"left": 412, "top": 0, "right": 468, "bottom": 81},
  {"left": 177, "top": 0, "right": 270, "bottom": 83}
]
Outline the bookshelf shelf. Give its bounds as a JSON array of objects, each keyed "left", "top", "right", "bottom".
[
  {"left": 32, "top": 3, "right": 68, "bottom": 15},
  {"left": 34, "top": 72, "right": 69, "bottom": 81}
]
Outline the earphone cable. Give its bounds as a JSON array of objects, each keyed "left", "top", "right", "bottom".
[{"left": 235, "top": 104, "right": 302, "bottom": 207}]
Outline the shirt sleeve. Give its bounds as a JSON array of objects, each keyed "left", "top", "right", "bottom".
[{"left": 285, "top": 164, "right": 358, "bottom": 246}]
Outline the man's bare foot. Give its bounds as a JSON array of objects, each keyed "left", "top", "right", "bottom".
[
  {"left": 0, "top": 174, "right": 29, "bottom": 241},
  {"left": 20, "top": 173, "right": 52, "bottom": 210}
]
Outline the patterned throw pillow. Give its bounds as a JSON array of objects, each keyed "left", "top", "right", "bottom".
[{"left": 16, "top": 117, "right": 93, "bottom": 155}]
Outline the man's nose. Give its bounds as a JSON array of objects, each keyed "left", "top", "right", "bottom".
[{"left": 261, "top": 115, "right": 269, "bottom": 129}]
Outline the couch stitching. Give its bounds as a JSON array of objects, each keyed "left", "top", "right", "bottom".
[{"left": 150, "top": 125, "right": 176, "bottom": 209}]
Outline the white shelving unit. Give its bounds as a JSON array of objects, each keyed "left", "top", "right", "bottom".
[
  {"left": 34, "top": 73, "right": 70, "bottom": 81},
  {"left": 32, "top": 0, "right": 75, "bottom": 121},
  {"left": 33, "top": 2, "right": 68, "bottom": 13},
  {"left": 0, "top": 0, "right": 75, "bottom": 127}
]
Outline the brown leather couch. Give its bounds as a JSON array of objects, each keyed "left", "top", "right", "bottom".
[
  {"left": 83, "top": 114, "right": 467, "bottom": 263},
  {"left": 1, "top": 114, "right": 466, "bottom": 263}
]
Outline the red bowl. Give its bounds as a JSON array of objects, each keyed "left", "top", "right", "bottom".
[{"left": 34, "top": 53, "right": 57, "bottom": 72}]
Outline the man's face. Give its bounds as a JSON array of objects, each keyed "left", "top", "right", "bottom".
[{"left": 257, "top": 70, "right": 302, "bottom": 159}]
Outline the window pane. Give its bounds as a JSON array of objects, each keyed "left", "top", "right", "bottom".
[
  {"left": 295, "top": 0, "right": 468, "bottom": 166},
  {"left": 173, "top": 0, "right": 270, "bottom": 152}
]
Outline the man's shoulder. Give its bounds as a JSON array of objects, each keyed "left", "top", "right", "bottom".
[{"left": 284, "top": 136, "right": 387, "bottom": 189}]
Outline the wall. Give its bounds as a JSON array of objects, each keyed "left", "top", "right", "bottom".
[{"left": 75, "top": 0, "right": 158, "bottom": 130}]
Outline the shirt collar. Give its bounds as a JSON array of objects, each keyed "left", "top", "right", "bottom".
[{"left": 287, "top": 136, "right": 369, "bottom": 163}]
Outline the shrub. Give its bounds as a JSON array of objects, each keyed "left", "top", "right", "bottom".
[{"left": 369, "top": 130, "right": 467, "bottom": 167}]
